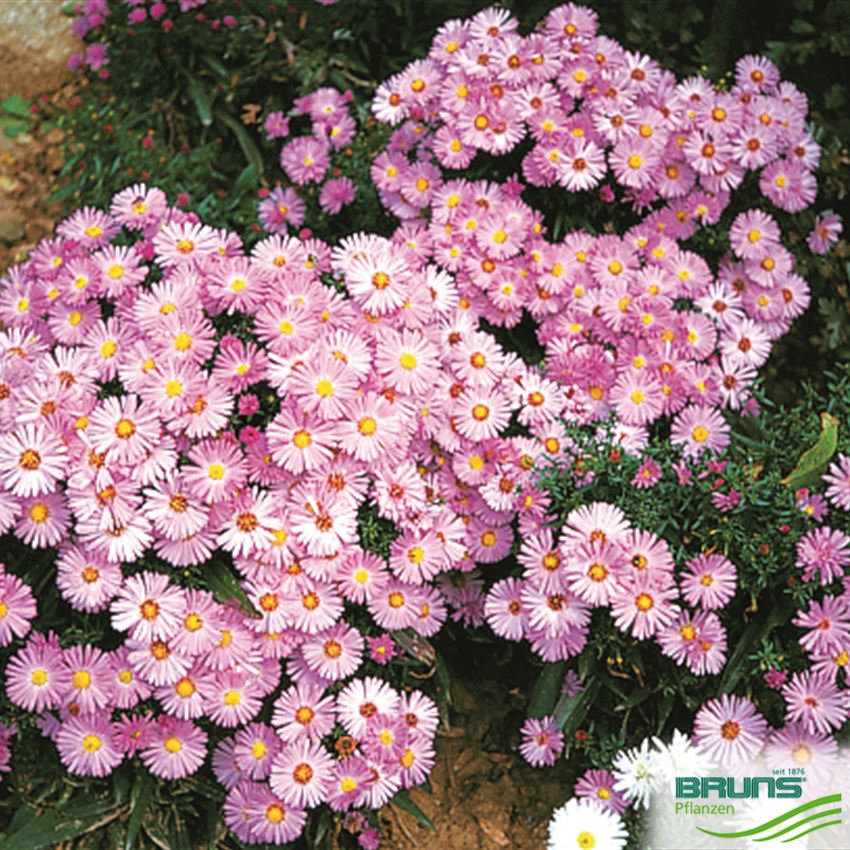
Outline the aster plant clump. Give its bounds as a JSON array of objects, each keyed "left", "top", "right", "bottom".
[
  {"left": 353, "top": 3, "right": 846, "bottom": 847},
  {"left": 0, "top": 2, "right": 846, "bottom": 848},
  {"left": 0, "top": 191, "right": 475, "bottom": 847}
]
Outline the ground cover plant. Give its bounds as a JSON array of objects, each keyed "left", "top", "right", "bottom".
[{"left": 0, "top": 2, "right": 848, "bottom": 849}]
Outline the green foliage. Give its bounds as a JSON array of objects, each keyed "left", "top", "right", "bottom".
[{"left": 533, "top": 365, "right": 850, "bottom": 764}]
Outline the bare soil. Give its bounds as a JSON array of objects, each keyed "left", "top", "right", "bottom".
[{"left": 0, "top": 0, "right": 77, "bottom": 272}]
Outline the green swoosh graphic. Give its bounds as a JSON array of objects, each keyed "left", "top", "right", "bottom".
[
  {"left": 696, "top": 794, "right": 842, "bottom": 839},
  {"left": 755, "top": 808, "right": 842, "bottom": 842},
  {"left": 783, "top": 819, "right": 843, "bottom": 843}
]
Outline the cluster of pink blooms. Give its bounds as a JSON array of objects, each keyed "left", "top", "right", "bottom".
[
  {"left": 68, "top": 0, "right": 241, "bottom": 68},
  {"left": 0, "top": 187, "right": 475, "bottom": 840},
  {"left": 486, "top": 501, "right": 735, "bottom": 675},
  {"left": 259, "top": 88, "right": 358, "bottom": 233},
  {"left": 374, "top": 5, "right": 819, "bottom": 215},
  {"left": 214, "top": 677, "right": 437, "bottom": 844},
  {"left": 360, "top": 11, "right": 825, "bottom": 450}
]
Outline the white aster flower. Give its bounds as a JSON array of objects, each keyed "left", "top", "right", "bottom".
[
  {"left": 548, "top": 798, "right": 627, "bottom": 850},
  {"left": 612, "top": 737, "right": 662, "bottom": 809}
]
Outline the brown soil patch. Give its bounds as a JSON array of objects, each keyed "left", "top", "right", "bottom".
[{"left": 379, "top": 656, "right": 574, "bottom": 850}]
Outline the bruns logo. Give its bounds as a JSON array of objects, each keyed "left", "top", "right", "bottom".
[{"left": 676, "top": 776, "right": 804, "bottom": 799}]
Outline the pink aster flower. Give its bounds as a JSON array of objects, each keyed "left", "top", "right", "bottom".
[
  {"left": 327, "top": 756, "right": 372, "bottom": 811},
  {"left": 670, "top": 405, "right": 730, "bottom": 457},
  {"left": 610, "top": 573, "right": 679, "bottom": 640},
  {"left": 680, "top": 553, "right": 737, "bottom": 609},
  {"left": 280, "top": 136, "right": 330, "bottom": 185},
  {"left": 246, "top": 785, "right": 307, "bottom": 845},
  {"left": 272, "top": 683, "right": 337, "bottom": 743},
  {"left": 55, "top": 714, "right": 123, "bottom": 777},
  {"left": 0, "top": 569, "right": 36, "bottom": 646},
  {"left": 823, "top": 454, "right": 850, "bottom": 512},
  {"left": 807, "top": 212, "right": 842, "bottom": 254},
  {"left": 258, "top": 186, "right": 306, "bottom": 234},
  {"left": 0, "top": 423, "right": 67, "bottom": 498},
  {"left": 301, "top": 623, "right": 364, "bottom": 681},
  {"left": 232, "top": 723, "right": 281, "bottom": 781},
  {"left": 183, "top": 438, "right": 247, "bottom": 504},
  {"left": 60, "top": 644, "right": 115, "bottom": 715},
  {"left": 574, "top": 768, "right": 628, "bottom": 814},
  {"left": 270, "top": 738, "right": 335, "bottom": 809},
  {"left": 5, "top": 632, "right": 70, "bottom": 712},
  {"left": 632, "top": 457, "right": 661, "bottom": 489},
  {"left": 519, "top": 715, "right": 563, "bottom": 767},
  {"left": 795, "top": 487, "right": 828, "bottom": 521},
  {"left": 484, "top": 577, "right": 526, "bottom": 641},
  {"left": 87, "top": 395, "right": 161, "bottom": 465},
  {"left": 692, "top": 694, "right": 768, "bottom": 766},
  {"left": 782, "top": 670, "right": 849, "bottom": 735},
  {"left": 794, "top": 595, "right": 850, "bottom": 656},
  {"left": 366, "top": 634, "right": 396, "bottom": 665},
  {"left": 263, "top": 111, "right": 290, "bottom": 140},
  {"left": 141, "top": 717, "right": 208, "bottom": 779},
  {"left": 796, "top": 526, "right": 850, "bottom": 585},
  {"left": 113, "top": 712, "right": 156, "bottom": 757},
  {"left": 319, "top": 177, "right": 357, "bottom": 214},
  {"left": 110, "top": 571, "right": 185, "bottom": 642},
  {"left": 56, "top": 545, "right": 123, "bottom": 614}
]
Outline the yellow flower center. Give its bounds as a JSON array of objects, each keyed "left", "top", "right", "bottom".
[
  {"left": 29, "top": 503, "right": 50, "bottom": 523},
  {"left": 175, "top": 678, "right": 196, "bottom": 698},
  {"left": 692, "top": 426, "right": 709, "bottom": 443},
  {"left": 82, "top": 734, "right": 102, "bottom": 753},
  {"left": 293, "top": 429, "right": 312, "bottom": 449},
  {"left": 115, "top": 418, "right": 136, "bottom": 439},
  {"left": 357, "top": 417, "right": 377, "bottom": 436}
]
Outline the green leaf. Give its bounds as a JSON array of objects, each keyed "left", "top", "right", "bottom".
[
  {"left": 719, "top": 599, "right": 792, "bottom": 693},
  {"left": 124, "top": 770, "right": 155, "bottom": 850},
  {"left": 433, "top": 650, "right": 452, "bottom": 727},
  {"left": 1, "top": 95, "right": 32, "bottom": 119},
  {"left": 392, "top": 789, "right": 435, "bottom": 832},
  {"left": 46, "top": 183, "right": 80, "bottom": 204},
  {"left": 527, "top": 661, "right": 566, "bottom": 718},
  {"left": 781, "top": 412, "right": 839, "bottom": 489},
  {"left": 184, "top": 73, "right": 214, "bottom": 127},
  {"left": 312, "top": 809, "right": 333, "bottom": 847},
  {"left": 555, "top": 680, "right": 601, "bottom": 743},
  {"left": 2, "top": 118, "right": 30, "bottom": 138},
  {"left": 205, "top": 556, "right": 259, "bottom": 617},
  {"left": 233, "top": 162, "right": 258, "bottom": 198},
  {"left": 4, "top": 800, "right": 123, "bottom": 850},
  {"left": 214, "top": 109, "right": 264, "bottom": 179},
  {"left": 201, "top": 53, "right": 229, "bottom": 79}
]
